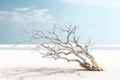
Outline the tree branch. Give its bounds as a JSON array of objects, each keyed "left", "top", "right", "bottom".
[{"left": 27, "top": 25, "right": 103, "bottom": 71}]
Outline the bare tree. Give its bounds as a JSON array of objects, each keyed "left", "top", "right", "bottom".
[{"left": 27, "top": 25, "right": 103, "bottom": 71}]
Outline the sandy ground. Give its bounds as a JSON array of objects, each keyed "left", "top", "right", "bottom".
[{"left": 0, "top": 50, "right": 120, "bottom": 80}]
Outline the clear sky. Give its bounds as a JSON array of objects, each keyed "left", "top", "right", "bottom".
[{"left": 0, "top": 0, "right": 120, "bottom": 44}]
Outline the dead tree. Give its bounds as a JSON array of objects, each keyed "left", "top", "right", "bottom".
[{"left": 27, "top": 25, "right": 103, "bottom": 71}]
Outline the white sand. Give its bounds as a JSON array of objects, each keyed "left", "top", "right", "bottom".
[{"left": 0, "top": 49, "right": 120, "bottom": 80}]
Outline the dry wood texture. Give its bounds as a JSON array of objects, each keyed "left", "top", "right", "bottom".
[{"left": 27, "top": 25, "right": 103, "bottom": 71}]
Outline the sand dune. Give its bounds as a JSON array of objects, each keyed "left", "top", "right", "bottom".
[{"left": 0, "top": 49, "right": 120, "bottom": 80}]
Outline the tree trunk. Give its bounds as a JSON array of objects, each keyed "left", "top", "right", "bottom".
[{"left": 80, "top": 62, "right": 103, "bottom": 71}]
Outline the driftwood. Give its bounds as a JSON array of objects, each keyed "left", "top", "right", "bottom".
[{"left": 27, "top": 25, "right": 103, "bottom": 71}]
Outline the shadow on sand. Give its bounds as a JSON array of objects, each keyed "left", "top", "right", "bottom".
[{"left": 0, "top": 67, "right": 89, "bottom": 80}]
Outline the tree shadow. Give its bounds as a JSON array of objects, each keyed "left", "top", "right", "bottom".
[{"left": 0, "top": 67, "right": 89, "bottom": 80}]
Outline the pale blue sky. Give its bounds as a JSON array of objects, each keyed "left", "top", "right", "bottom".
[{"left": 0, "top": 0, "right": 120, "bottom": 44}]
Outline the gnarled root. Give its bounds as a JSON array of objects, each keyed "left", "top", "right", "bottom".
[{"left": 80, "top": 63, "right": 103, "bottom": 71}]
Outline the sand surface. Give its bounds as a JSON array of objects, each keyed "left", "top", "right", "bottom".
[{"left": 0, "top": 49, "right": 120, "bottom": 80}]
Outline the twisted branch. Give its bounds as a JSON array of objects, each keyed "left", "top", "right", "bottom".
[{"left": 28, "top": 25, "right": 103, "bottom": 71}]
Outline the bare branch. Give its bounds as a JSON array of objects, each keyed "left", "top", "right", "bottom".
[{"left": 27, "top": 25, "right": 103, "bottom": 71}]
